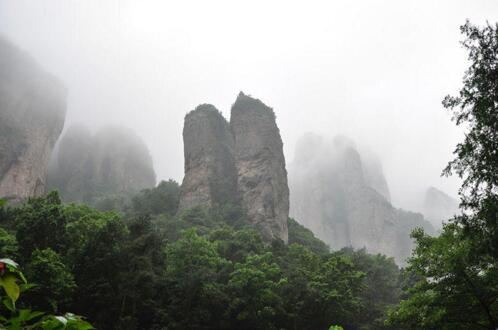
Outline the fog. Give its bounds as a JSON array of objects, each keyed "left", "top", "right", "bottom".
[{"left": 1, "top": 0, "right": 496, "bottom": 211}]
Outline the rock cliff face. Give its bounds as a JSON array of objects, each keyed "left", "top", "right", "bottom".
[
  {"left": 93, "top": 126, "right": 157, "bottom": 195},
  {"left": 178, "top": 104, "right": 238, "bottom": 210},
  {"left": 179, "top": 93, "right": 289, "bottom": 242},
  {"left": 48, "top": 125, "right": 156, "bottom": 204},
  {"left": 231, "top": 93, "right": 289, "bottom": 243},
  {"left": 362, "top": 153, "right": 391, "bottom": 202},
  {"left": 422, "top": 186, "right": 459, "bottom": 229},
  {"left": 0, "top": 38, "right": 66, "bottom": 201},
  {"left": 47, "top": 125, "right": 94, "bottom": 202},
  {"left": 289, "top": 134, "right": 434, "bottom": 264}
]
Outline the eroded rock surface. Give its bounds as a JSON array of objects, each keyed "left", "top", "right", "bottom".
[
  {"left": 231, "top": 93, "right": 289, "bottom": 243},
  {"left": 178, "top": 93, "right": 289, "bottom": 242},
  {"left": 178, "top": 104, "right": 238, "bottom": 211},
  {"left": 0, "top": 38, "right": 66, "bottom": 201},
  {"left": 289, "top": 134, "right": 434, "bottom": 264}
]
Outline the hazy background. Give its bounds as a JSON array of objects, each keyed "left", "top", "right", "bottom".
[{"left": 1, "top": 0, "right": 497, "bottom": 211}]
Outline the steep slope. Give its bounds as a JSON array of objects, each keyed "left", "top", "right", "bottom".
[
  {"left": 92, "top": 126, "right": 156, "bottom": 195},
  {"left": 178, "top": 104, "right": 238, "bottom": 211},
  {"left": 289, "top": 134, "right": 434, "bottom": 264},
  {"left": 0, "top": 38, "right": 66, "bottom": 201},
  {"left": 422, "top": 186, "right": 459, "bottom": 229},
  {"left": 178, "top": 93, "right": 290, "bottom": 242},
  {"left": 48, "top": 125, "right": 156, "bottom": 204},
  {"left": 231, "top": 92, "right": 289, "bottom": 243},
  {"left": 47, "top": 125, "right": 94, "bottom": 202},
  {"left": 362, "top": 152, "right": 391, "bottom": 202}
]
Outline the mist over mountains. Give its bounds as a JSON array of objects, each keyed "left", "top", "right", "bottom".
[
  {"left": 1, "top": 3, "right": 496, "bottom": 327},
  {"left": 47, "top": 125, "right": 156, "bottom": 208},
  {"left": 179, "top": 92, "right": 289, "bottom": 242},
  {"left": 2, "top": 0, "right": 484, "bottom": 200},
  {"left": 0, "top": 34, "right": 458, "bottom": 264},
  {"left": 0, "top": 37, "right": 66, "bottom": 201},
  {"left": 289, "top": 133, "right": 438, "bottom": 264}
]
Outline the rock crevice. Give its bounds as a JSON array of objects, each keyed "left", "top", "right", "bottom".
[
  {"left": 179, "top": 92, "right": 289, "bottom": 242},
  {"left": 179, "top": 104, "right": 238, "bottom": 211}
]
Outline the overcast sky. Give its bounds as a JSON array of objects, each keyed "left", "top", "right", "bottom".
[{"left": 1, "top": 0, "right": 497, "bottom": 210}]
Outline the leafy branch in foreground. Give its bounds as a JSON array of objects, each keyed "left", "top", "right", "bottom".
[
  {"left": 442, "top": 20, "right": 498, "bottom": 257},
  {"left": 388, "top": 20, "right": 498, "bottom": 330},
  {"left": 0, "top": 258, "right": 93, "bottom": 330}
]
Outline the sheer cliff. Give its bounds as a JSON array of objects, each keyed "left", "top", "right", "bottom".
[
  {"left": 179, "top": 93, "right": 289, "bottom": 242},
  {"left": 289, "top": 133, "right": 435, "bottom": 264},
  {"left": 178, "top": 104, "right": 238, "bottom": 211},
  {"left": 0, "top": 38, "right": 66, "bottom": 201},
  {"left": 231, "top": 93, "right": 289, "bottom": 242},
  {"left": 48, "top": 125, "right": 156, "bottom": 205}
]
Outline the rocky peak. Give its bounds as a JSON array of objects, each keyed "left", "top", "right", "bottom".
[
  {"left": 231, "top": 93, "right": 289, "bottom": 243},
  {"left": 93, "top": 126, "right": 156, "bottom": 194},
  {"left": 47, "top": 125, "right": 156, "bottom": 205},
  {"left": 178, "top": 93, "right": 289, "bottom": 242},
  {"left": 361, "top": 152, "right": 391, "bottom": 202},
  {"left": 179, "top": 104, "right": 238, "bottom": 211},
  {"left": 423, "top": 186, "right": 459, "bottom": 229},
  {"left": 289, "top": 134, "right": 434, "bottom": 265},
  {"left": 0, "top": 38, "right": 66, "bottom": 201}
]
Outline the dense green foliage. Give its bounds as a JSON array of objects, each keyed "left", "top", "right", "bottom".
[
  {"left": 47, "top": 125, "right": 157, "bottom": 210},
  {"left": 287, "top": 217, "right": 330, "bottom": 254},
  {"left": 0, "top": 184, "right": 403, "bottom": 329},
  {"left": 129, "top": 180, "right": 180, "bottom": 217},
  {"left": 387, "top": 21, "right": 498, "bottom": 329},
  {"left": 0, "top": 258, "right": 93, "bottom": 329},
  {"left": 442, "top": 20, "right": 498, "bottom": 259},
  {"left": 2, "top": 20, "right": 495, "bottom": 330}
]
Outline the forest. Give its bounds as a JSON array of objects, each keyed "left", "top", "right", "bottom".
[{"left": 0, "top": 19, "right": 497, "bottom": 330}]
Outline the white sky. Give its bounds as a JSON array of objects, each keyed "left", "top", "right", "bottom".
[{"left": 1, "top": 0, "right": 497, "bottom": 210}]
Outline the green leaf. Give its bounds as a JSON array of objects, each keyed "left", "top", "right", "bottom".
[
  {"left": 0, "top": 259, "right": 27, "bottom": 284},
  {"left": 17, "top": 271, "right": 27, "bottom": 284},
  {"left": 2, "top": 297, "right": 15, "bottom": 312},
  {"left": 55, "top": 315, "right": 67, "bottom": 325},
  {"left": 0, "top": 273, "right": 20, "bottom": 302},
  {"left": 18, "top": 309, "right": 44, "bottom": 322},
  {"left": 0, "top": 259, "right": 18, "bottom": 269},
  {"left": 20, "top": 283, "right": 37, "bottom": 292}
]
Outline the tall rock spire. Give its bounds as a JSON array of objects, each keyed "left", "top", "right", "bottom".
[
  {"left": 178, "top": 104, "right": 239, "bottom": 211},
  {"left": 178, "top": 93, "right": 290, "bottom": 243},
  {"left": 230, "top": 92, "right": 289, "bottom": 243}
]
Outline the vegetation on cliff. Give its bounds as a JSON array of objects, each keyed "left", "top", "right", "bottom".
[
  {"left": 386, "top": 21, "right": 498, "bottom": 329},
  {"left": 0, "top": 20, "right": 496, "bottom": 330},
  {"left": 47, "top": 125, "right": 156, "bottom": 210},
  {"left": 0, "top": 185, "right": 403, "bottom": 329}
]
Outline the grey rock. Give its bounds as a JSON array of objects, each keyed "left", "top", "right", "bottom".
[
  {"left": 178, "top": 104, "right": 238, "bottom": 210},
  {"left": 178, "top": 93, "right": 289, "bottom": 243},
  {"left": 362, "top": 151, "right": 391, "bottom": 202},
  {"left": 422, "top": 186, "right": 459, "bottom": 229},
  {"left": 289, "top": 134, "right": 434, "bottom": 265},
  {"left": 48, "top": 125, "right": 156, "bottom": 204},
  {"left": 93, "top": 126, "right": 156, "bottom": 195},
  {"left": 0, "top": 38, "right": 66, "bottom": 200},
  {"left": 47, "top": 124, "right": 93, "bottom": 202},
  {"left": 231, "top": 92, "right": 289, "bottom": 243}
]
